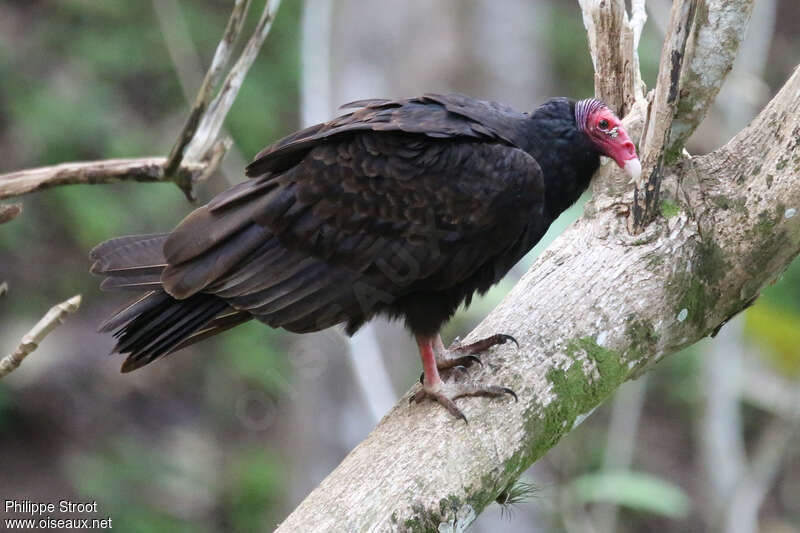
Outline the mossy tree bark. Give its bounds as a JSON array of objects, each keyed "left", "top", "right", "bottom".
[{"left": 276, "top": 2, "right": 800, "bottom": 531}]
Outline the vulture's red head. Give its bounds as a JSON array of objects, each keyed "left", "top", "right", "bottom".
[{"left": 576, "top": 98, "right": 641, "bottom": 180}]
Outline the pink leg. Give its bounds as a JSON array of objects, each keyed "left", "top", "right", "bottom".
[{"left": 416, "top": 335, "right": 442, "bottom": 389}]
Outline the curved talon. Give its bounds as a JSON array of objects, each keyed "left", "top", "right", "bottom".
[
  {"left": 463, "top": 354, "right": 483, "bottom": 367},
  {"left": 498, "top": 334, "right": 519, "bottom": 350},
  {"left": 445, "top": 365, "right": 469, "bottom": 382},
  {"left": 435, "top": 354, "right": 483, "bottom": 372},
  {"left": 410, "top": 387, "right": 469, "bottom": 422},
  {"left": 502, "top": 387, "right": 518, "bottom": 402}
]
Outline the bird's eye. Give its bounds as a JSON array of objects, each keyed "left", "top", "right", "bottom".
[{"left": 598, "top": 119, "right": 609, "bottom": 130}]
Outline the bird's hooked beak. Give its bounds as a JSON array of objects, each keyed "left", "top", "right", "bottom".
[{"left": 624, "top": 157, "right": 642, "bottom": 182}]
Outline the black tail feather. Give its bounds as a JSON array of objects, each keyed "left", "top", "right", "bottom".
[
  {"left": 98, "top": 291, "right": 168, "bottom": 333},
  {"left": 92, "top": 232, "right": 255, "bottom": 372},
  {"left": 167, "top": 310, "right": 252, "bottom": 354},
  {"left": 108, "top": 292, "right": 229, "bottom": 373}
]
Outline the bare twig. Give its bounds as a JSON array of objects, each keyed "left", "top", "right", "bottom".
[
  {"left": 713, "top": 0, "right": 775, "bottom": 136},
  {"left": 630, "top": 0, "right": 753, "bottom": 233},
  {"left": 152, "top": 0, "right": 250, "bottom": 186},
  {"left": 578, "top": 0, "right": 649, "bottom": 213},
  {"left": 0, "top": 295, "right": 81, "bottom": 379},
  {"left": 0, "top": 203, "right": 22, "bottom": 224},
  {"left": 0, "top": 157, "right": 204, "bottom": 201},
  {"left": 183, "top": 0, "right": 283, "bottom": 164},
  {"left": 164, "top": 0, "right": 253, "bottom": 177}
]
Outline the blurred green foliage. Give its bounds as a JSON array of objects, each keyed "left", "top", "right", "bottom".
[
  {"left": 225, "top": 448, "right": 286, "bottom": 531},
  {"left": 565, "top": 470, "right": 690, "bottom": 519},
  {"left": 1, "top": 1, "right": 301, "bottom": 531},
  {"left": 746, "top": 294, "right": 800, "bottom": 376}
]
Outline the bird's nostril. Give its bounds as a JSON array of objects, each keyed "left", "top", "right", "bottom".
[{"left": 623, "top": 141, "right": 636, "bottom": 156}]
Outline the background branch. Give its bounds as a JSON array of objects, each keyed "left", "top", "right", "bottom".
[
  {"left": 593, "top": 375, "right": 649, "bottom": 532},
  {"left": 164, "top": 0, "right": 252, "bottom": 178},
  {"left": 0, "top": 0, "right": 280, "bottom": 204},
  {"left": 701, "top": 318, "right": 746, "bottom": 521},
  {"left": 0, "top": 203, "right": 22, "bottom": 225},
  {"left": 153, "top": 0, "right": 250, "bottom": 186},
  {"left": 182, "top": 0, "right": 282, "bottom": 165},
  {"left": 724, "top": 414, "right": 800, "bottom": 533},
  {"left": 0, "top": 157, "right": 204, "bottom": 201},
  {"left": 0, "top": 295, "right": 81, "bottom": 379}
]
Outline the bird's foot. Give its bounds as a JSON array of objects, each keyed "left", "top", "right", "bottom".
[
  {"left": 413, "top": 332, "right": 519, "bottom": 421},
  {"left": 410, "top": 382, "right": 517, "bottom": 423},
  {"left": 417, "top": 333, "right": 518, "bottom": 383}
]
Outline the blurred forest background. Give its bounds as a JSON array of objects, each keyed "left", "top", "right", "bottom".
[{"left": 1, "top": 1, "right": 799, "bottom": 531}]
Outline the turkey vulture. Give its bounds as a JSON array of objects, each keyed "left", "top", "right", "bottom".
[{"left": 91, "top": 93, "right": 639, "bottom": 420}]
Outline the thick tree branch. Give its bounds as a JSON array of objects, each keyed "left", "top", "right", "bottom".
[
  {"left": 630, "top": 0, "right": 698, "bottom": 231},
  {"left": 630, "top": 0, "right": 753, "bottom": 232},
  {"left": 0, "top": 295, "right": 81, "bottom": 379},
  {"left": 578, "top": 0, "right": 645, "bottom": 115},
  {"left": 668, "top": 0, "right": 755, "bottom": 154},
  {"left": 578, "top": 0, "right": 648, "bottom": 212},
  {"left": 276, "top": 66, "right": 800, "bottom": 533}
]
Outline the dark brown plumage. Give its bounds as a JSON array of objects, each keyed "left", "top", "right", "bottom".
[{"left": 92, "top": 93, "right": 638, "bottom": 418}]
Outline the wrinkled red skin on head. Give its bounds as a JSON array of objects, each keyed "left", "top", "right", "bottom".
[{"left": 586, "top": 108, "right": 638, "bottom": 169}]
